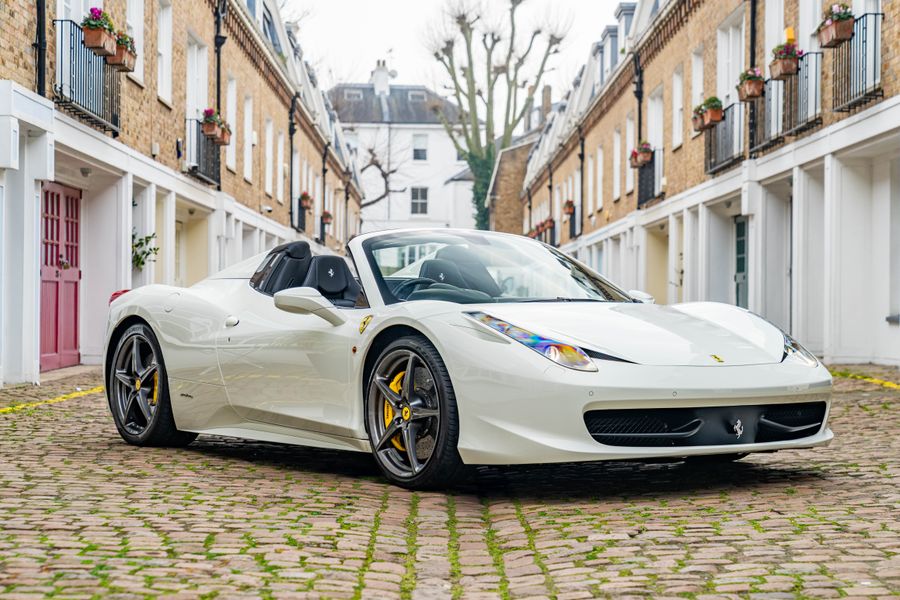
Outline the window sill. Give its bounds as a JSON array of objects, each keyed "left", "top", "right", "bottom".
[
  {"left": 158, "top": 95, "right": 173, "bottom": 111},
  {"left": 244, "top": 176, "right": 253, "bottom": 184},
  {"left": 691, "top": 129, "right": 702, "bottom": 139},
  {"left": 672, "top": 142, "right": 683, "bottom": 152},
  {"left": 226, "top": 163, "right": 236, "bottom": 174},
  {"left": 127, "top": 73, "right": 145, "bottom": 88}
]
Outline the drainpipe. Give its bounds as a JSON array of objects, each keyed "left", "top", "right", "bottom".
[
  {"left": 527, "top": 189, "right": 532, "bottom": 230},
  {"left": 632, "top": 52, "right": 643, "bottom": 141},
  {"left": 576, "top": 131, "right": 585, "bottom": 240},
  {"left": 319, "top": 141, "right": 330, "bottom": 243},
  {"left": 547, "top": 164, "right": 554, "bottom": 245},
  {"left": 214, "top": 0, "right": 228, "bottom": 113},
  {"left": 34, "top": 0, "right": 47, "bottom": 97},
  {"left": 343, "top": 167, "right": 351, "bottom": 244},
  {"left": 288, "top": 93, "right": 301, "bottom": 232}
]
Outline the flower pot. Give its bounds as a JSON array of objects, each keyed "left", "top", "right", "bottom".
[
  {"left": 638, "top": 150, "right": 653, "bottom": 164},
  {"left": 738, "top": 79, "right": 764, "bottom": 101},
  {"left": 769, "top": 57, "right": 798, "bottom": 81},
  {"left": 214, "top": 129, "right": 231, "bottom": 146},
  {"left": 692, "top": 114, "right": 705, "bottom": 132},
  {"left": 703, "top": 108, "right": 723, "bottom": 127},
  {"left": 563, "top": 203, "right": 575, "bottom": 215},
  {"left": 83, "top": 27, "right": 116, "bottom": 57},
  {"left": 106, "top": 45, "right": 136, "bottom": 72},
  {"left": 300, "top": 197, "right": 312, "bottom": 210},
  {"left": 321, "top": 214, "right": 333, "bottom": 225},
  {"left": 629, "top": 155, "right": 642, "bottom": 169},
  {"left": 201, "top": 121, "right": 221, "bottom": 138},
  {"left": 818, "top": 19, "right": 854, "bottom": 48}
]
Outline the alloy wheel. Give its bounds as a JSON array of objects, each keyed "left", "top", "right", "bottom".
[
  {"left": 112, "top": 333, "right": 160, "bottom": 436},
  {"left": 368, "top": 348, "right": 442, "bottom": 479}
]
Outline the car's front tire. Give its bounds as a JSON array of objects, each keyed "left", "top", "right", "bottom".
[
  {"left": 107, "top": 323, "right": 197, "bottom": 447},
  {"left": 365, "top": 335, "right": 465, "bottom": 489}
]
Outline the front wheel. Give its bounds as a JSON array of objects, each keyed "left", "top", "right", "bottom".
[
  {"left": 107, "top": 323, "right": 197, "bottom": 447},
  {"left": 365, "top": 335, "right": 465, "bottom": 489}
]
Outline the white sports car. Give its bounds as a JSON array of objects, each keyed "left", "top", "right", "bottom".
[{"left": 104, "top": 228, "right": 833, "bottom": 488}]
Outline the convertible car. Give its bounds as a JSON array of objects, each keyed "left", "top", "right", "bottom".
[{"left": 104, "top": 228, "right": 832, "bottom": 488}]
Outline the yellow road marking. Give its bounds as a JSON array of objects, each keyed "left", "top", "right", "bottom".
[
  {"left": 830, "top": 370, "right": 900, "bottom": 390},
  {"left": 0, "top": 385, "right": 105, "bottom": 415}
]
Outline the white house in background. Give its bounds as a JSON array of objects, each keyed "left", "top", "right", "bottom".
[{"left": 330, "top": 62, "right": 476, "bottom": 233}]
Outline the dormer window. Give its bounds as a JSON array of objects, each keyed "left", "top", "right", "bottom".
[
  {"left": 262, "top": 5, "right": 283, "bottom": 55},
  {"left": 408, "top": 91, "right": 426, "bottom": 102},
  {"left": 344, "top": 89, "right": 363, "bottom": 101}
]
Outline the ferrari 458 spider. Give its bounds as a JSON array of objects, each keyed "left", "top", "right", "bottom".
[{"left": 104, "top": 228, "right": 832, "bottom": 488}]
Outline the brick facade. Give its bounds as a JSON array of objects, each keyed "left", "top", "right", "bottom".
[{"left": 487, "top": 139, "right": 535, "bottom": 234}]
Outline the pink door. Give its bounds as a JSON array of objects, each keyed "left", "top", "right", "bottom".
[{"left": 40, "top": 183, "right": 82, "bottom": 372}]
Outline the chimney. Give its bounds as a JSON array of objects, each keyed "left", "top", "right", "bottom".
[
  {"left": 541, "top": 85, "right": 552, "bottom": 124},
  {"left": 370, "top": 59, "right": 393, "bottom": 97}
]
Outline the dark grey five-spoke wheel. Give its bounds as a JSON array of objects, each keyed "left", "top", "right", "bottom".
[
  {"left": 366, "top": 335, "right": 464, "bottom": 488},
  {"left": 107, "top": 323, "right": 197, "bottom": 447}
]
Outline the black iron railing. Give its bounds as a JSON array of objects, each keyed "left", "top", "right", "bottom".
[
  {"left": 834, "top": 13, "right": 884, "bottom": 112},
  {"left": 749, "top": 79, "right": 784, "bottom": 154},
  {"left": 784, "top": 52, "right": 823, "bottom": 135},
  {"left": 186, "top": 119, "right": 221, "bottom": 186},
  {"left": 637, "top": 149, "right": 663, "bottom": 207},
  {"left": 53, "top": 20, "right": 120, "bottom": 135},
  {"left": 705, "top": 103, "right": 744, "bottom": 175}
]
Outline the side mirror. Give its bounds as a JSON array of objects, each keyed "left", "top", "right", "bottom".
[
  {"left": 274, "top": 287, "right": 347, "bottom": 326},
  {"left": 629, "top": 289, "right": 656, "bottom": 304}
]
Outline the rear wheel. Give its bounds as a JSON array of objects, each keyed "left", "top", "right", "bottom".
[
  {"left": 107, "top": 323, "right": 197, "bottom": 447},
  {"left": 365, "top": 335, "right": 465, "bottom": 489}
]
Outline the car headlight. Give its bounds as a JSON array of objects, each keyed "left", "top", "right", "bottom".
[
  {"left": 782, "top": 333, "right": 818, "bottom": 367},
  {"left": 465, "top": 311, "right": 597, "bottom": 372}
]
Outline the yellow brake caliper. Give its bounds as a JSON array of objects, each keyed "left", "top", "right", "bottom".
[
  {"left": 149, "top": 371, "right": 159, "bottom": 406},
  {"left": 383, "top": 371, "right": 406, "bottom": 451}
]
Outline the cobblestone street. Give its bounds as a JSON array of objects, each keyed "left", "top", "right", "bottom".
[{"left": 0, "top": 366, "right": 897, "bottom": 599}]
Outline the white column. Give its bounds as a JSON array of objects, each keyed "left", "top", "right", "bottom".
[
  {"left": 667, "top": 213, "right": 682, "bottom": 304},
  {"left": 207, "top": 208, "right": 224, "bottom": 275},
  {"left": 697, "top": 202, "right": 710, "bottom": 301},
  {"left": 791, "top": 166, "right": 806, "bottom": 341},
  {"left": 681, "top": 208, "right": 695, "bottom": 302},
  {"left": 160, "top": 190, "right": 176, "bottom": 285},
  {"left": 117, "top": 172, "right": 133, "bottom": 291},
  {"left": 634, "top": 226, "right": 648, "bottom": 292},
  {"left": 822, "top": 154, "right": 840, "bottom": 360},
  {"left": 743, "top": 180, "right": 764, "bottom": 314},
  {"left": 136, "top": 182, "right": 156, "bottom": 287}
]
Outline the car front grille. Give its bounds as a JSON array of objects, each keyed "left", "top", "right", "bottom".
[{"left": 583, "top": 402, "right": 827, "bottom": 447}]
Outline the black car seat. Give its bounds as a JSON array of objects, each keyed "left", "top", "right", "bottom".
[
  {"left": 301, "top": 255, "right": 361, "bottom": 307},
  {"left": 435, "top": 245, "right": 502, "bottom": 297},
  {"left": 262, "top": 241, "right": 314, "bottom": 295},
  {"left": 418, "top": 259, "right": 468, "bottom": 289}
]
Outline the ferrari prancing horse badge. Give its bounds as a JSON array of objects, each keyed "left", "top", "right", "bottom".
[{"left": 359, "top": 315, "right": 373, "bottom": 334}]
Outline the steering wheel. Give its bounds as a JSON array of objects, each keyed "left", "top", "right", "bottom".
[{"left": 393, "top": 277, "right": 437, "bottom": 300}]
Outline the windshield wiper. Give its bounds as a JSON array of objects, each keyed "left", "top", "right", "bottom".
[{"left": 517, "top": 297, "right": 607, "bottom": 303}]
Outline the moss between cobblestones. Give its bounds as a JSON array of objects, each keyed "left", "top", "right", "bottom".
[
  {"left": 481, "top": 499, "right": 511, "bottom": 600},
  {"left": 513, "top": 499, "right": 558, "bottom": 599},
  {"left": 352, "top": 489, "right": 389, "bottom": 600},
  {"left": 399, "top": 492, "right": 420, "bottom": 599},
  {"left": 446, "top": 495, "right": 464, "bottom": 600}
]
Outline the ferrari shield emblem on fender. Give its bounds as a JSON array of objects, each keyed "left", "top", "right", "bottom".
[{"left": 359, "top": 315, "right": 373, "bottom": 334}]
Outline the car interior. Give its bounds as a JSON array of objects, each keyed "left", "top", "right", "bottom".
[{"left": 250, "top": 241, "right": 363, "bottom": 308}]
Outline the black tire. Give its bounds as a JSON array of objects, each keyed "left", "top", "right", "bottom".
[
  {"left": 107, "top": 323, "right": 197, "bottom": 448},
  {"left": 365, "top": 335, "right": 465, "bottom": 489}
]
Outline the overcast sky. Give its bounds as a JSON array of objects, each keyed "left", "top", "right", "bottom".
[{"left": 285, "top": 0, "right": 618, "bottom": 104}]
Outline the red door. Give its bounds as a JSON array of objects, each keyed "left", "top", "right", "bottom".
[{"left": 40, "top": 183, "right": 82, "bottom": 372}]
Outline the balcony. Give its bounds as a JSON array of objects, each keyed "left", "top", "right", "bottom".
[
  {"left": 185, "top": 120, "right": 221, "bottom": 186},
  {"left": 704, "top": 103, "right": 744, "bottom": 175},
  {"left": 53, "top": 20, "right": 120, "bottom": 135},
  {"left": 749, "top": 79, "right": 785, "bottom": 154},
  {"left": 833, "top": 13, "right": 884, "bottom": 112},
  {"left": 637, "top": 149, "right": 664, "bottom": 208},
  {"left": 784, "top": 52, "right": 823, "bottom": 135}
]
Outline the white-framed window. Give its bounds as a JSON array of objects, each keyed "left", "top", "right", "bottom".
[
  {"left": 185, "top": 37, "right": 208, "bottom": 118},
  {"left": 126, "top": 0, "right": 144, "bottom": 81},
  {"left": 156, "top": 0, "right": 173, "bottom": 103},
  {"left": 690, "top": 45, "right": 704, "bottom": 129},
  {"left": 264, "top": 118, "right": 274, "bottom": 196},
  {"left": 276, "top": 131, "right": 285, "bottom": 203},
  {"left": 672, "top": 66, "right": 684, "bottom": 148},
  {"left": 225, "top": 77, "right": 237, "bottom": 170},
  {"left": 625, "top": 114, "right": 634, "bottom": 193},
  {"left": 243, "top": 95, "right": 253, "bottom": 182},
  {"left": 613, "top": 129, "right": 621, "bottom": 200},
  {"left": 291, "top": 150, "right": 300, "bottom": 202},
  {"left": 648, "top": 86, "right": 665, "bottom": 197},
  {"left": 262, "top": 4, "right": 283, "bottom": 54},
  {"left": 412, "top": 134, "right": 428, "bottom": 161},
  {"left": 245, "top": 0, "right": 258, "bottom": 20},
  {"left": 717, "top": 9, "right": 745, "bottom": 107},
  {"left": 596, "top": 146, "right": 604, "bottom": 211},
  {"left": 586, "top": 153, "right": 594, "bottom": 214},
  {"left": 411, "top": 187, "right": 428, "bottom": 214},
  {"left": 344, "top": 89, "right": 363, "bottom": 101},
  {"left": 765, "top": 0, "right": 784, "bottom": 135}
]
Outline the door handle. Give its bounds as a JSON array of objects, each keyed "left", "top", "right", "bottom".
[{"left": 224, "top": 315, "right": 240, "bottom": 327}]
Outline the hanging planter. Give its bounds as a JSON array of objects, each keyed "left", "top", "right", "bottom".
[
  {"left": 817, "top": 4, "right": 855, "bottom": 48},
  {"left": 107, "top": 32, "right": 137, "bottom": 72},
  {"left": 299, "top": 192, "right": 312, "bottom": 210},
  {"left": 691, "top": 106, "right": 706, "bottom": 132},
  {"left": 563, "top": 200, "right": 576, "bottom": 215},
  {"left": 81, "top": 8, "right": 116, "bottom": 57},
  {"left": 527, "top": 228, "right": 536, "bottom": 238},
  {"left": 214, "top": 124, "right": 231, "bottom": 146},
  {"left": 736, "top": 68, "right": 765, "bottom": 102},
  {"left": 201, "top": 108, "right": 221, "bottom": 138},
  {"left": 321, "top": 210, "right": 333, "bottom": 225},
  {"left": 702, "top": 97, "right": 724, "bottom": 127},
  {"left": 769, "top": 43, "right": 802, "bottom": 80}
]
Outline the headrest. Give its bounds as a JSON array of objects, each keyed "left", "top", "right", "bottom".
[
  {"left": 419, "top": 259, "right": 467, "bottom": 288},
  {"left": 271, "top": 241, "right": 311, "bottom": 260},
  {"left": 308, "top": 255, "right": 349, "bottom": 295}
]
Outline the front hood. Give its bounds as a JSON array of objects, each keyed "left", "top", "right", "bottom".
[{"left": 472, "top": 301, "right": 784, "bottom": 366}]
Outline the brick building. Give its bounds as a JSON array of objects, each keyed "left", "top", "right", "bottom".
[
  {"left": 0, "top": 0, "right": 362, "bottom": 386},
  {"left": 503, "top": 0, "right": 899, "bottom": 365}
]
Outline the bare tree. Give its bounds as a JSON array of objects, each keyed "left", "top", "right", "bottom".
[
  {"left": 431, "top": 0, "right": 564, "bottom": 228},
  {"left": 359, "top": 147, "right": 407, "bottom": 209}
]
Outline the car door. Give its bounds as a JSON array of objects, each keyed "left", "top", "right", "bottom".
[{"left": 215, "top": 283, "right": 359, "bottom": 439}]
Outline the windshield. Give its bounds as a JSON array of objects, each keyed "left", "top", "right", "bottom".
[{"left": 361, "top": 230, "right": 632, "bottom": 304}]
